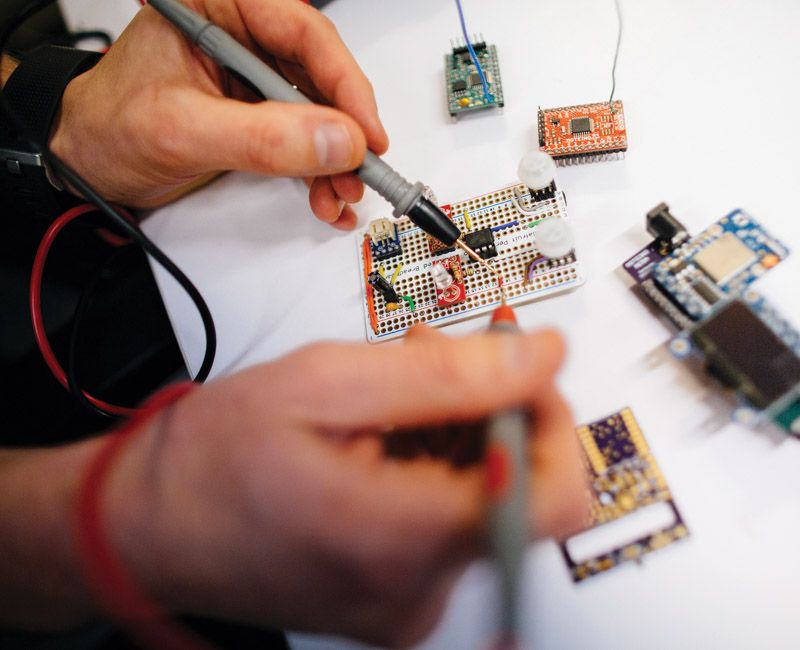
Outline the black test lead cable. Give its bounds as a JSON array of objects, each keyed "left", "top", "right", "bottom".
[{"left": 1, "top": 1, "right": 217, "bottom": 400}]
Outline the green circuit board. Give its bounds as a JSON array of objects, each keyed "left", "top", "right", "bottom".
[{"left": 445, "top": 41, "right": 504, "bottom": 118}]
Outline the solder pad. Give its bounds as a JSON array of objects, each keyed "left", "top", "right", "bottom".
[
  {"left": 357, "top": 184, "right": 584, "bottom": 342},
  {"left": 446, "top": 42, "right": 504, "bottom": 118},
  {"left": 560, "top": 408, "right": 688, "bottom": 582},
  {"left": 538, "top": 100, "right": 627, "bottom": 165}
]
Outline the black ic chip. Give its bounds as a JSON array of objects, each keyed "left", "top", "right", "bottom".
[
  {"left": 469, "top": 73, "right": 482, "bottom": 87},
  {"left": 690, "top": 300, "right": 800, "bottom": 408},
  {"left": 569, "top": 117, "right": 592, "bottom": 134},
  {"left": 452, "top": 79, "right": 467, "bottom": 92},
  {"left": 463, "top": 228, "right": 497, "bottom": 260}
]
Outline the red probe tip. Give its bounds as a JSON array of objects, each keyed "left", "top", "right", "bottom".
[{"left": 490, "top": 304, "right": 517, "bottom": 326}]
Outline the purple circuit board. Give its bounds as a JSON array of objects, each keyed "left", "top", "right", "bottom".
[{"left": 560, "top": 408, "right": 689, "bottom": 582}]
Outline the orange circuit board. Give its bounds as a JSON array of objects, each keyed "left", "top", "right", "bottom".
[{"left": 538, "top": 100, "right": 627, "bottom": 165}]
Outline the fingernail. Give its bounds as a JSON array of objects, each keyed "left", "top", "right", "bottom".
[{"left": 314, "top": 123, "right": 352, "bottom": 168}]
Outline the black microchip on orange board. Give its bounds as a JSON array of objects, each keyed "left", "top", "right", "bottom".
[
  {"left": 690, "top": 300, "right": 800, "bottom": 408},
  {"left": 464, "top": 228, "right": 497, "bottom": 260},
  {"left": 570, "top": 117, "right": 592, "bottom": 134}
]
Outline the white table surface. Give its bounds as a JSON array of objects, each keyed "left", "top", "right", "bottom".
[{"left": 62, "top": 1, "right": 800, "bottom": 648}]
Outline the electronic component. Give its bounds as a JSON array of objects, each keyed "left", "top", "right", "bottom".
[
  {"left": 517, "top": 150, "right": 557, "bottom": 203},
  {"left": 646, "top": 203, "right": 689, "bottom": 254},
  {"left": 446, "top": 39, "right": 504, "bottom": 118},
  {"left": 433, "top": 256, "right": 466, "bottom": 307},
  {"left": 538, "top": 101, "right": 627, "bottom": 165},
  {"left": 367, "top": 270, "right": 399, "bottom": 305},
  {"left": 358, "top": 182, "right": 584, "bottom": 342},
  {"left": 367, "top": 218, "right": 402, "bottom": 261},
  {"left": 463, "top": 228, "right": 497, "bottom": 260},
  {"left": 693, "top": 232, "right": 756, "bottom": 284},
  {"left": 624, "top": 204, "right": 800, "bottom": 434},
  {"left": 560, "top": 408, "right": 689, "bottom": 582},
  {"left": 534, "top": 217, "right": 575, "bottom": 259},
  {"left": 569, "top": 117, "right": 592, "bottom": 134}
]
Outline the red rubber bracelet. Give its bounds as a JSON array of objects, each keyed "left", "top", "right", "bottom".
[{"left": 74, "top": 382, "right": 213, "bottom": 650}]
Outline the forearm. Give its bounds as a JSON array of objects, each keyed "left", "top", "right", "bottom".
[{"left": 0, "top": 438, "right": 103, "bottom": 630}]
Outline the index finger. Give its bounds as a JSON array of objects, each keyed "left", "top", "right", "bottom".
[
  {"left": 269, "top": 328, "right": 567, "bottom": 430},
  {"left": 238, "top": 0, "right": 389, "bottom": 153}
]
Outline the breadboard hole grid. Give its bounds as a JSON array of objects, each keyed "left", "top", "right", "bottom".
[{"left": 358, "top": 183, "right": 585, "bottom": 342}]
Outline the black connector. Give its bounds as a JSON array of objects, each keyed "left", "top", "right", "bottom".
[
  {"left": 647, "top": 203, "right": 689, "bottom": 253},
  {"left": 406, "top": 196, "right": 461, "bottom": 247}
]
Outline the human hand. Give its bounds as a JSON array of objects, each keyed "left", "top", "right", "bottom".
[
  {"left": 50, "top": 0, "right": 388, "bottom": 229},
  {"left": 104, "top": 327, "right": 588, "bottom": 647}
]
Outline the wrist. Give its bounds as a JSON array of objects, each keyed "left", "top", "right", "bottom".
[
  {"left": 100, "top": 409, "right": 181, "bottom": 610},
  {"left": 99, "top": 391, "right": 221, "bottom": 619},
  {"left": 0, "top": 438, "right": 106, "bottom": 629},
  {"left": 48, "top": 70, "right": 89, "bottom": 193}
]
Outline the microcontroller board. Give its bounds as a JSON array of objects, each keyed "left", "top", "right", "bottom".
[
  {"left": 446, "top": 39, "right": 504, "bottom": 118},
  {"left": 561, "top": 408, "right": 689, "bottom": 582},
  {"left": 538, "top": 100, "right": 627, "bottom": 165},
  {"left": 623, "top": 204, "right": 800, "bottom": 434},
  {"left": 358, "top": 183, "right": 584, "bottom": 342}
]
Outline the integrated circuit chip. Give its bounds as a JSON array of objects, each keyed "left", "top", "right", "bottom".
[
  {"left": 538, "top": 101, "right": 627, "bottom": 165},
  {"left": 560, "top": 408, "right": 688, "bottom": 582},
  {"left": 463, "top": 227, "right": 497, "bottom": 260},
  {"left": 569, "top": 117, "right": 592, "bottom": 134},
  {"left": 693, "top": 232, "right": 757, "bottom": 283}
]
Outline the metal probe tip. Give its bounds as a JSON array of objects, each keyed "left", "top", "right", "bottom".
[{"left": 455, "top": 239, "right": 507, "bottom": 303}]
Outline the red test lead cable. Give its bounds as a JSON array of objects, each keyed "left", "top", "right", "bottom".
[{"left": 30, "top": 203, "right": 137, "bottom": 418}]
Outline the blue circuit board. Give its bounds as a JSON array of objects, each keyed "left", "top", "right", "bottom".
[
  {"left": 651, "top": 210, "right": 789, "bottom": 321},
  {"left": 624, "top": 207, "right": 800, "bottom": 434},
  {"left": 369, "top": 222, "right": 402, "bottom": 262}
]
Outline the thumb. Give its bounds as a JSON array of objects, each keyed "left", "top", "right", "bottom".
[{"left": 171, "top": 88, "right": 368, "bottom": 177}]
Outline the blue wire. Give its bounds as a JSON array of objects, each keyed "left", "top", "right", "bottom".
[{"left": 454, "top": 0, "right": 492, "bottom": 103}]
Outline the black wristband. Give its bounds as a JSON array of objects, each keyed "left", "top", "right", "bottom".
[{"left": 0, "top": 45, "right": 102, "bottom": 221}]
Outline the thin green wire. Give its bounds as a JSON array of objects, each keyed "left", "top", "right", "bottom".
[{"left": 609, "top": 0, "right": 623, "bottom": 112}]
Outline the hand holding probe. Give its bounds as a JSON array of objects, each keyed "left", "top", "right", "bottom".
[
  {"left": 485, "top": 303, "right": 528, "bottom": 647},
  {"left": 146, "top": 0, "right": 462, "bottom": 248}
]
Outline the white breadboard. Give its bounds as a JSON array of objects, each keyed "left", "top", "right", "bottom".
[{"left": 357, "top": 182, "right": 585, "bottom": 342}]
